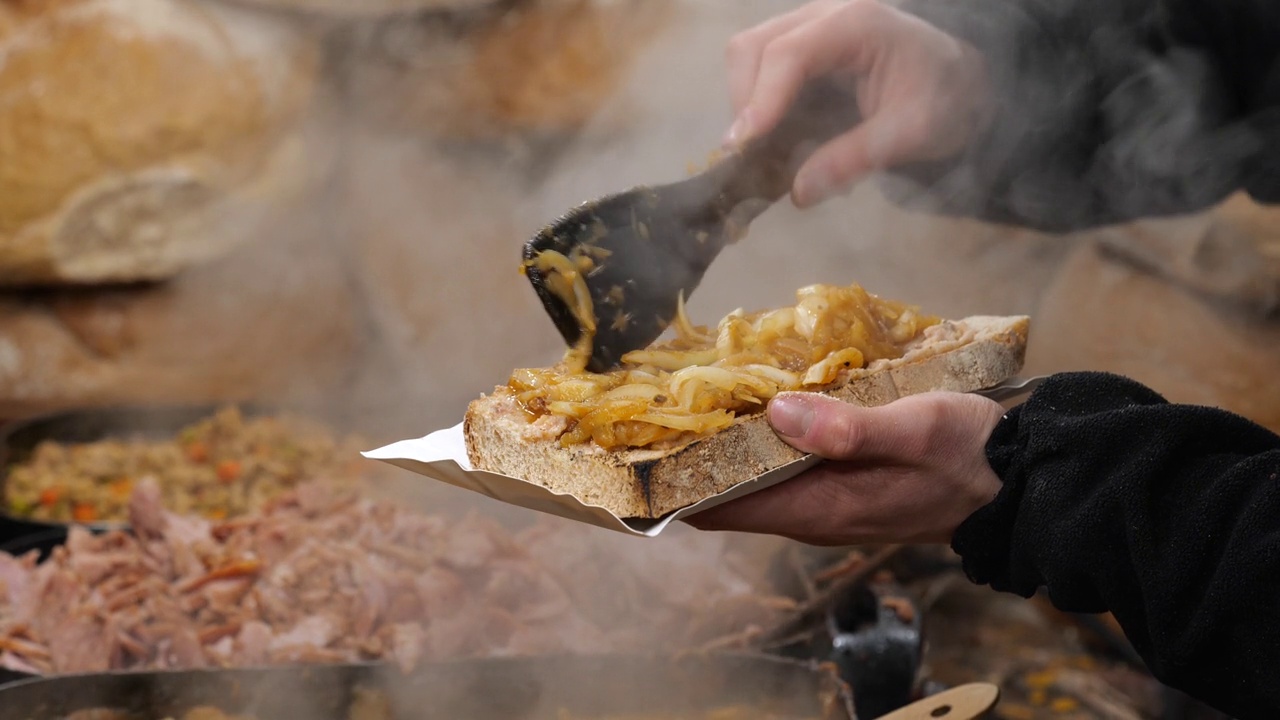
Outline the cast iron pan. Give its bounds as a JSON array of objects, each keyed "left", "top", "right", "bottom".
[
  {"left": 0, "top": 403, "right": 274, "bottom": 547},
  {"left": 0, "top": 653, "right": 854, "bottom": 719}
]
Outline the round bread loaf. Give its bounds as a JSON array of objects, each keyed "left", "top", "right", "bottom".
[
  {"left": 337, "top": 0, "right": 672, "bottom": 142},
  {"left": 0, "top": 191, "right": 360, "bottom": 420},
  {"left": 1213, "top": 192, "right": 1280, "bottom": 272},
  {"left": 214, "top": 0, "right": 500, "bottom": 17},
  {"left": 0, "top": 0, "right": 321, "bottom": 286},
  {"left": 1027, "top": 236, "right": 1280, "bottom": 432},
  {"left": 1089, "top": 193, "right": 1280, "bottom": 317}
]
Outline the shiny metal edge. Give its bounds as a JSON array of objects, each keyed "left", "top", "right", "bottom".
[{"left": 973, "top": 375, "right": 1049, "bottom": 403}]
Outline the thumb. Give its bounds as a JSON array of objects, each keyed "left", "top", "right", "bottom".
[{"left": 767, "top": 392, "right": 916, "bottom": 460}]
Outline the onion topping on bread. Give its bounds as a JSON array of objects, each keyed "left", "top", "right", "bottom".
[{"left": 499, "top": 283, "right": 939, "bottom": 450}]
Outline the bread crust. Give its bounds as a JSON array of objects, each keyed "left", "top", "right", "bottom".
[
  {"left": 0, "top": 0, "right": 321, "bottom": 285},
  {"left": 464, "top": 315, "right": 1030, "bottom": 519}
]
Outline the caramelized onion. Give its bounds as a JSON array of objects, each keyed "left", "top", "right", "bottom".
[
  {"left": 620, "top": 348, "right": 720, "bottom": 371},
  {"left": 673, "top": 292, "right": 715, "bottom": 344},
  {"left": 507, "top": 283, "right": 940, "bottom": 450},
  {"left": 802, "top": 347, "right": 866, "bottom": 386},
  {"left": 526, "top": 248, "right": 597, "bottom": 373}
]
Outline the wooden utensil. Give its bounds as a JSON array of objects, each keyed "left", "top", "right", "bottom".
[
  {"left": 522, "top": 77, "right": 862, "bottom": 372},
  {"left": 876, "top": 684, "right": 1001, "bottom": 720}
]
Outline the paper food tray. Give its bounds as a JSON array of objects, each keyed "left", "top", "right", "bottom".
[{"left": 363, "top": 376, "right": 1047, "bottom": 537}]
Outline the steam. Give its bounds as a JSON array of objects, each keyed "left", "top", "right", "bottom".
[
  {"left": 883, "top": 0, "right": 1263, "bottom": 233},
  {"left": 235, "top": 0, "right": 810, "bottom": 686},
  {"left": 195, "top": 0, "right": 1264, "bottom": 715}
]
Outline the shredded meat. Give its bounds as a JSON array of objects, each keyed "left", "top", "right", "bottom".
[{"left": 0, "top": 478, "right": 791, "bottom": 676}]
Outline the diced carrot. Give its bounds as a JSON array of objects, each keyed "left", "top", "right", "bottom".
[
  {"left": 215, "top": 459, "right": 242, "bottom": 483},
  {"left": 186, "top": 441, "right": 209, "bottom": 463},
  {"left": 108, "top": 478, "right": 134, "bottom": 499},
  {"left": 1050, "top": 697, "right": 1080, "bottom": 713},
  {"left": 1024, "top": 669, "right": 1059, "bottom": 690},
  {"left": 206, "top": 508, "right": 228, "bottom": 521},
  {"left": 38, "top": 488, "right": 60, "bottom": 507},
  {"left": 178, "top": 559, "right": 262, "bottom": 593},
  {"left": 71, "top": 504, "right": 97, "bottom": 523}
]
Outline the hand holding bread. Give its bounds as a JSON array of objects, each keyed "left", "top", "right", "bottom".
[
  {"left": 684, "top": 390, "right": 1005, "bottom": 545},
  {"left": 464, "top": 282, "right": 1028, "bottom": 523}
]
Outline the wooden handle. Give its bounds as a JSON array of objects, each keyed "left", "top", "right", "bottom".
[
  {"left": 702, "top": 76, "right": 864, "bottom": 217},
  {"left": 874, "top": 684, "right": 1001, "bottom": 720}
]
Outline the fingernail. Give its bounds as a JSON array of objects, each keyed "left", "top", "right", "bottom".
[
  {"left": 791, "top": 180, "right": 812, "bottom": 208},
  {"left": 793, "top": 164, "right": 831, "bottom": 208},
  {"left": 724, "top": 113, "right": 751, "bottom": 147},
  {"left": 769, "top": 395, "right": 814, "bottom": 438}
]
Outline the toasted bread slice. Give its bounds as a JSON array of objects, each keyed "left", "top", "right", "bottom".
[{"left": 464, "top": 315, "right": 1029, "bottom": 519}]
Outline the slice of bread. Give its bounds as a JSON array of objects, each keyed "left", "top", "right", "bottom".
[{"left": 464, "top": 315, "right": 1030, "bottom": 520}]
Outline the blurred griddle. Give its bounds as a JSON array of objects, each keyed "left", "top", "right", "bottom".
[{"left": 0, "top": 653, "right": 854, "bottom": 719}]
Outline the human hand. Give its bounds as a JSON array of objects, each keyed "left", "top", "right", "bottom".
[
  {"left": 685, "top": 391, "right": 1005, "bottom": 545},
  {"left": 724, "top": 0, "right": 993, "bottom": 207}
]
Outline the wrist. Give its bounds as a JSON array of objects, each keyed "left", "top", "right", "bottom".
[{"left": 938, "top": 401, "right": 1006, "bottom": 543}]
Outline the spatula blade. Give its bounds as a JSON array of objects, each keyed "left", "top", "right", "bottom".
[
  {"left": 523, "top": 176, "right": 732, "bottom": 372},
  {"left": 524, "top": 77, "right": 864, "bottom": 372}
]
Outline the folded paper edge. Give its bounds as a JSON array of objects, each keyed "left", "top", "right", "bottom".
[{"left": 360, "top": 450, "right": 820, "bottom": 538}]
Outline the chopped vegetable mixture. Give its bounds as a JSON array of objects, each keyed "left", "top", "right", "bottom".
[{"left": 5, "top": 407, "right": 369, "bottom": 524}]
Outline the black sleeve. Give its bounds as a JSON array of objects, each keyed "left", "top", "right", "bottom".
[
  {"left": 885, "top": 0, "right": 1280, "bottom": 232},
  {"left": 951, "top": 371, "right": 1280, "bottom": 719}
]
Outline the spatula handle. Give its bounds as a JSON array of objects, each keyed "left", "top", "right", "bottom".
[
  {"left": 714, "top": 76, "right": 864, "bottom": 213},
  {"left": 875, "top": 684, "right": 1001, "bottom": 720}
]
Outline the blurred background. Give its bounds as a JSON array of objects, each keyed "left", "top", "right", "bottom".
[
  {"left": 0, "top": 0, "right": 1276, "bottom": 717},
  {"left": 1, "top": 0, "right": 1275, "bottom": 434}
]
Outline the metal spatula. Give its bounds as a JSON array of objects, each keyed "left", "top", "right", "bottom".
[{"left": 522, "top": 78, "right": 862, "bottom": 372}]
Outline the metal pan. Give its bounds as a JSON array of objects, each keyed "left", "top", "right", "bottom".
[
  {"left": 0, "top": 403, "right": 275, "bottom": 545},
  {"left": 0, "top": 527, "right": 68, "bottom": 562},
  {"left": 0, "top": 664, "right": 35, "bottom": 688},
  {"left": 0, "top": 653, "right": 854, "bottom": 719}
]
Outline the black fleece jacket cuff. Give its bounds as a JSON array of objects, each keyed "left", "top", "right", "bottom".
[{"left": 948, "top": 370, "right": 1280, "bottom": 718}]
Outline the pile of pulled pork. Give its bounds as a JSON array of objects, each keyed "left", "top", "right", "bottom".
[{"left": 0, "top": 480, "right": 793, "bottom": 675}]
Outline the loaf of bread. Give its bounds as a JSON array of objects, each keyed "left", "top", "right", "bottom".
[
  {"left": 338, "top": 0, "right": 672, "bottom": 141},
  {"left": 0, "top": 191, "right": 359, "bottom": 420},
  {"left": 0, "top": 0, "right": 321, "bottom": 286},
  {"left": 465, "top": 312, "right": 1030, "bottom": 519},
  {"left": 217, "top": 0, "right": 499, "bottom": 16},
  {"left": 1094, "top": 195, "right": 1280, "bottom": 317},
  {"left": 1028, "top": 239, "right": 1280, "bottom": 433}
]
